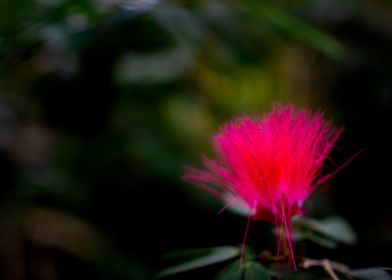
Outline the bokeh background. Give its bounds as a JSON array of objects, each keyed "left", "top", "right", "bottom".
[{"left": 1, "top": 0, "right": 392, "bottom": 279}]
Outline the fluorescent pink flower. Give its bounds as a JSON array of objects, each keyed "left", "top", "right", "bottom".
[{"left": 183, "top": 105, "right": 349, "bottom": 267}]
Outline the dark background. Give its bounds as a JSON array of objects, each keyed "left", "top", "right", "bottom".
[{"left": 0, "top": 0, "right": 391, "bottom": 279}]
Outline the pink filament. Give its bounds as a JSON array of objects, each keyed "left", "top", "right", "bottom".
[
  {"left": 183, "top": 104, "right": 353, "bottom": 267},
  {"left": 240, "top": 209, "right": 253, "bottom": 266}
]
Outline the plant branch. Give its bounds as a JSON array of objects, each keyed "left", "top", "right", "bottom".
[{"left": 299, "top": 258, "right": 351, "bottom": 280}]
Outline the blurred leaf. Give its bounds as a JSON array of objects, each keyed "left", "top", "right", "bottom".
[
  {"left": 305, "top": 233, "right": 338, "bottom": 249},
  {"left": 350, "top": 268, "right": 392, "bottom": 280},
  {"left": 247, "top": 0, "right": 345, "bottom": 59},
  {"left": 243, "top": 261, "right": 270, "bottom": 280},
  {"left": 293, "top": 216, "right": 357, "bottom": 245},
  {"left": 222, "top": 193, "right": 253, "bottom": 217},
  {"left": 215, "top": 260, "right": 243, "bottom": 280},
  {"left": 161, "top": 95, "right": 213, "bottom": 149},
  {"left": 195, "top": 64, "right": 273, "bottom": 114},
  {"left": 0, "top": 0, "right": 34, "bottom": 37},
  {"left": 158, "top": 246, "right": 240, "bottom": 277},
  {"left": 317, "top": 217, "right": 357, "bottom": 244},
  {"left": 293, "top": 229, "right": 338, "bottom": 249},
  {"left": 16, "top": 206, "right": 152, "bottom": 279},
  {"left": 215, "top": 260, "right": 270, "bottom": 280},
  {"left": 161, "top": 246, "right": 237, "bottom": 260},
  {"left": 119, "top": 0, "right": 160, "bottom": 11},
  {"left": 115, "top": 46, "right": 194, "bottom": 83},
  {"left": 152, "top": 3, "right": 205, "bottom": 44},
  {"left": 291, "top": 227, "right": 338, "bottom": 249},
  {"left": 20, "top": 206, "right": 104, "bottom": 259}
]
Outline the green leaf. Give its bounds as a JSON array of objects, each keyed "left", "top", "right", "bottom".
[
  {"left": 223, "top": 193, "right": 252, "bottom": 217},
  {"left": 215, "top": 260, "right": 243, "bottom": 280},
  {"left": 305, "top": 232, "right": 338, "bottom": 249},
  {"left": 161, "top": 247, "right": 218, "bottom": 260},
  {"left": 316, "top": 217, "right": 357, "bottom": 244},
  {"left": 350, "top": 268, "right": 392, "bottom": 280},
  {"left": 243, "top": 261, "right": 270, "bottom": 280},
  {"left": 158, "top": 246, "right": 240, "bottom": 277},
  {"left": 293, "top": 216, "right": 357, "bottom": 245},
  {"left": 288, "top": 226, "right": 338, "bottom": 249},
  {"left": 215, "top": 260, "right": 270, "bottom": 280}
]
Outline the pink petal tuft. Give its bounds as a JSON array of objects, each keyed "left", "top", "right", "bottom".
[{"left": 183, "top": 104, "right": 346, "bottom": 267}]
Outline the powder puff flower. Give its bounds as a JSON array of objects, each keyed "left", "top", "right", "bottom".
[{"left": 183, "top": 105, "right": 357, "bottom": 267}]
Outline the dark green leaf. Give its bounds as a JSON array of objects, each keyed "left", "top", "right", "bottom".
[
  {"left": 316, "top": 217, "right": 357, "bottom": 244},
  {"left": 215, "top": 260, "right": 271, "bottom": 280},
  {"left": 305, "top": 233, "right": 338, "bottom": 249},
  {"left": 158, "top": 246, "right": 240, "bottom": 277},
  {"left": 161, "top": 246, "right": 240, "bottom": 261},
  {"left": 293, "top": 216, "right": 357, "bottom": 245},
  {"left": 243, "top": 261, "right": 270, "bottom": 280},
  {"left": 215, "top": 260, "right": 243, "bottom": 280},
  {"left": 288, "top": 225, "right": 338, "bottom": 249},
  {"left": 161, "top": 247, "right": 221, "bottom": 260}
]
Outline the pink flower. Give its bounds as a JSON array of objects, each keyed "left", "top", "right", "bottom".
[{"left": 183, "top": 105, "right": 351, "bottom": 267}]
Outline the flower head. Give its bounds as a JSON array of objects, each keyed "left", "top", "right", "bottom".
[{"left": 183, "top": 105, "right": 345, "bottom": 266}]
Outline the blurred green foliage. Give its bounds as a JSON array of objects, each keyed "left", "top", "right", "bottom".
[{"left": 1, "top": 0, "right": 392, "bottom": 279}]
